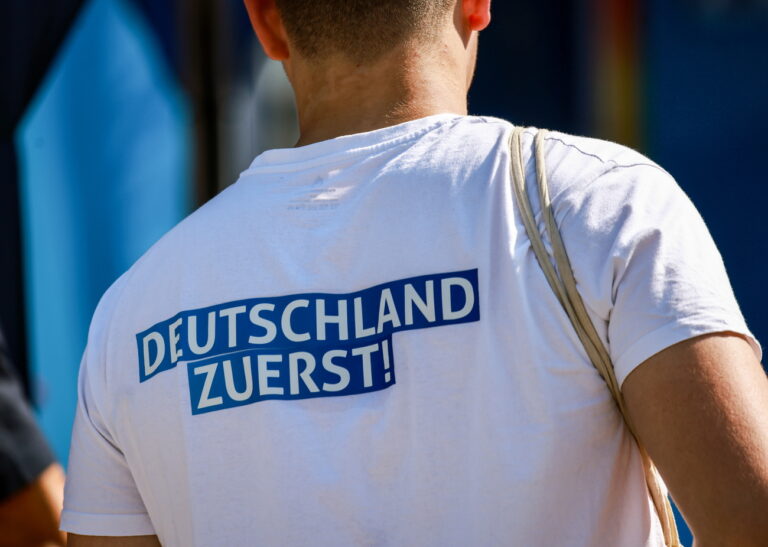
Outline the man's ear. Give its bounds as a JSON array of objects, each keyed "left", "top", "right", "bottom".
[
  {"left": 243, "top": 0, "right": 290, "bottom": 60},
  {"left": 463, "top": 0, "right": 491, "bottom": 32}
]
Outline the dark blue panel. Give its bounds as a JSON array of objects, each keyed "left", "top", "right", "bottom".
[
  {"left": 646, "top": 0, "right": 768, "bottom": 352},
  {"left": 0, "top": 0, "right": 85, "bottom": 396},
  {"left": 469, "top": 0, "right": 580, "bottom": 132},
  {"left": 128, "top": 0, "right": 181, "bottom": 73}
]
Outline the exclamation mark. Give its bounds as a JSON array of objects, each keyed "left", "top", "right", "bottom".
[{"left": 382, "top": 339, "right": 392, "bottom": 383}]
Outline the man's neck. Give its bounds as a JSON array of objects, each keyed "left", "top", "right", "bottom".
[{"left": 287, "top": 47, "right": 469, "bottom": 147}]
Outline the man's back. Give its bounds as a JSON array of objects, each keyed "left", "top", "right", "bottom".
[{"left": 62, "top": 115, "right": 758, "bottom": 545}]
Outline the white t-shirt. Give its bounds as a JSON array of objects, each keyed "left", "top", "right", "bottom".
[{"left": 61, "top": 115, "right": 760, "bottom": 546}]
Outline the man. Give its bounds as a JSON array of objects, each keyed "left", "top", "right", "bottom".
[{"left": 63, "top": 1, "right": 768, "bottom": 545}]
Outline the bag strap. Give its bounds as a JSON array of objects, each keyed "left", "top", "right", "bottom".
[{"left": 508, "top": 126, "right": 681, "bottom": 547}]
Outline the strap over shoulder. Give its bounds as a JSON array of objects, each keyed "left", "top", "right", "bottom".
[{"left": 508, "top": 126, "right": 681, "bottom": 547}]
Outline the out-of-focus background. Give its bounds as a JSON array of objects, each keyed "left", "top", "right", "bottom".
[{"left": 2, "top": 0, "right": 766, "bottom": 543}]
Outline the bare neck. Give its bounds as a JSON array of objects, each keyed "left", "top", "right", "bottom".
[{"left": 287, "top": 48, "right": 469, "bottom": 147}]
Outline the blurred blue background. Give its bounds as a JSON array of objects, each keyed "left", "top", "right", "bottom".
[{"left": 2, "top": 1, "right": 766, "bottom": 544}]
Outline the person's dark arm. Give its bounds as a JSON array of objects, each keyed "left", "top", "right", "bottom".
[{"left": 623, "top": 332, "right": 768, "bottom": 546}]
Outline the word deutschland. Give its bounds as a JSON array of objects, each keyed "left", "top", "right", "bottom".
[{"left": 135, "top": 269, "right": 480, "bottom": 413}]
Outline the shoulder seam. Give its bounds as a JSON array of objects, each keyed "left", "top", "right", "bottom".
[{"left": 543, "top": 135, "right": 670, "bottom": 177}]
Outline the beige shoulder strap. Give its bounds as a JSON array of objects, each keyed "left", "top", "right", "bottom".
[{"left": 508, "top": 126, "right": 681, "bottom": 547}]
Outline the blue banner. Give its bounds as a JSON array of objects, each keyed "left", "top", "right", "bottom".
[
  {"left": 135, "top": 269, "right": 480, "bottom": 414},
  {"left": 16, "top": 0, "right": 191, "bottom": 463}
]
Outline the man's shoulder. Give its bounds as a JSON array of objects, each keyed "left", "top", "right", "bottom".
[
  {"left": 540, "top": 130, "right": 659, "bottom": 170},
  {"left": 522, "top": 128, "right": 677, "bottom": 213},
  {"left": 470, "top": 117, "right": 673, "bottom": 196}
]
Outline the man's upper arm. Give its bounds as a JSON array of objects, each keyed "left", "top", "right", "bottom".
[
  {"left": 68, "top": 534, "right": 161, "bottom": 546},
  {"left": 623, "top": 332, "right": 768, "bottom": 546},
  {"left": 62, "top": 274, "right": 155, "bottom": 537},
  {"left": 553, "top": 155, "right": 768, "bottom": 543}
]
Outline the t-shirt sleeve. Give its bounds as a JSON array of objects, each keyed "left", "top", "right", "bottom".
[
  {"left": 556, "top": 162, "right": 761, "bottom": 387},
  {"left": 60, "top": 277, "right": 155, "bottom": 536}
]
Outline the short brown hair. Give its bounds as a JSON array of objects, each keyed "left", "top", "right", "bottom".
[{"left": 274, "top": 0, "right": 455, "bottom": 61}]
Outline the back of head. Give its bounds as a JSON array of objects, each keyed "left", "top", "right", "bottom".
[{"left": 274, "top": 0, "right": 456, "bottom": 62}]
